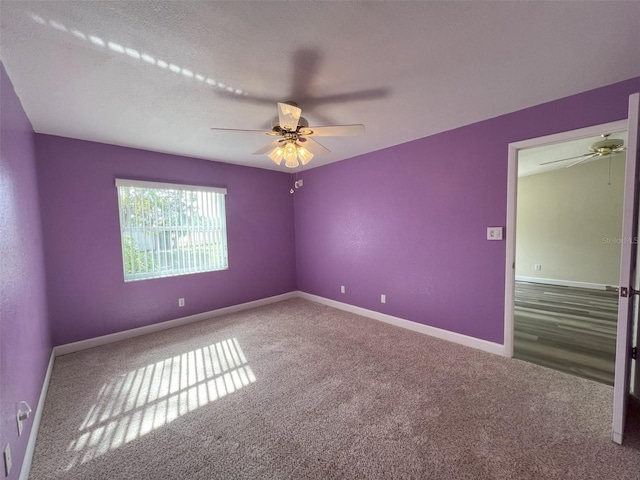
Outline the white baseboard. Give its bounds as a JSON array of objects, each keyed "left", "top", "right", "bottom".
[
  {"left": 515, "top": 276, "right": 614, "bottom": 291},
  {"left": 55, "top": 291, "right": 298, "bottom": 356},
  {"left": 19, "top": 349, "right": 55, "bottom": 480},
  {"left": 297, "top": 292, "right": 505, "bottom": 356}
]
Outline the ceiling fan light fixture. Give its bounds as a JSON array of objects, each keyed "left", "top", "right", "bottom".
[
  {"left": 298, "top": 146, "right": 314, "bottom": 165},
  {"left": 268, "top": 145, "right": 284, "bottom": 165},
  {"left": 283, "top": 142, "right": 299, "bottom": 168},
  {"left": 269, "top": 140, "right": 313, "bottom": 168},
  {"left": 284, "top": 157, "right": 299, "bottom": 168}
]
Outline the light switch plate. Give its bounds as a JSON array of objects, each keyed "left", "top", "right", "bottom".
[{"left": 487, "top": 227, "right": 503, "bottom": 240}]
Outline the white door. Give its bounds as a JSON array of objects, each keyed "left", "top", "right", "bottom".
[{"left": 613, "top": 92, "right": 640, "bottom": 444}]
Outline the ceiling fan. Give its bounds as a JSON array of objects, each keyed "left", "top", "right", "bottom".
[
  {"left": 540, "top": 134, "right": 626, "bottom": 168},
  {"left": 211, "top": 102, "right": 364, "bottom": 168}
]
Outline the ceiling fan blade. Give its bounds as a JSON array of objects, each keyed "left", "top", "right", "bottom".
[
  {"left": 539, "top": 152, "right": 593, "bottom": 166},
  {"left": 291, "top": 48, "right": 320, "bottom": 102},
  {"left": 298, "top": 124, "right": 365, "bottom": 137},
  {"left": 211, "top": 127, "right": 272, "bottom": 135},
  {"left": 213, "top": 89, "right": 280, "bottom": 106},
  {"left": 252, "top": 139, "right": 283, "bottom": 155},
  {"left": 298, "top": 137, "right": 331, "bottom": 155},
  {"left": 277, "top": 103, "right": 302, "bottom": 132},
  {"left": 301, "top": 88, "right": 389, "bottom": 107},
  {"left": 566, "top": 154, "right": 598, "bottom": 168}
]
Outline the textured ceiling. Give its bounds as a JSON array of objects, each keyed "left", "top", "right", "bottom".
[{"left": 1, "top": 1, "right": 639, "bottom": 171}]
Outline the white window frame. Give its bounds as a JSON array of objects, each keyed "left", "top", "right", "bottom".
[{"left": 116, "top": 179, "right": 228, "bottom": 282}]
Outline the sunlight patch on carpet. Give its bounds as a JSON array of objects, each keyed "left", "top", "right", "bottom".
[{"left": 64, "top": 338, "right": 255, "bottom": 468}]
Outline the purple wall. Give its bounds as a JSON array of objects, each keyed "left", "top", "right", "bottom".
[
  {"left": 36, "top": 135, "right": 297, "bottom": 346},
  {"left": 294, "top": 77, "right": 640, "bottom": 344},
  {"left": 0, "top": 63, "right": 52, "bottom": 480}
]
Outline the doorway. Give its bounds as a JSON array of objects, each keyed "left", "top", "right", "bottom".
[
  {"left": 503, "top": 119, "right": 628, "bottom": 371},
  {"left": 512, "top": 128, "right": 627, "bottom": 384},
  {"left": 505, "top": 95, "right": 640, "bottom": 445}
]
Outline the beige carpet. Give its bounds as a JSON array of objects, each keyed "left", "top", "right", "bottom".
[{"left": 30, "top": 298, "right": 639, "bottom": 479}]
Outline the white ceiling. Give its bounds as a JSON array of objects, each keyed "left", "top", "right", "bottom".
[{"left": 1, "top": 1, "right": 639, "bottom": 172}]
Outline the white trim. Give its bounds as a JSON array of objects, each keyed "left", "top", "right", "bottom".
[
  {"left": 55, "top": 292, "right": 297, "bottom": 356},
  {"left": 504, "top": 143, "right": 518, "bottom": 358},
  {"left": 115, "top": 178, "right": 227, "bottom": 195},
  {"left": 612, "top": 431, "right": 623, "bottom": 444},
  {"left": 298, "top": 292, "right": 505, "bottom": 356},
  {"left": 613, "top": 93, "right": 639, "bottom": 445},
  {"left": 19, "top": 349, "right": 55, "bottom": 480},
  {"left": 504, "top": 119, "right": 628, "bottom": 360},
  {"left": 515, "top": 276, "right": 614, "bottom": 291}
]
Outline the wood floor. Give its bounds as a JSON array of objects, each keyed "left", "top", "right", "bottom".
[{"left": 513, "top": 281, "right": 618, "bottom": 385}]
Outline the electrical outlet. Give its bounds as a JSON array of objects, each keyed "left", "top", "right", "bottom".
[
  {"left": 340, "top": 286, "right": 345, "bottom": 294},
  {"left": 178, "top": 298, "right": 185, "bottom": 307},
  {"left": 381, "top": 294, "right": 386, "bottom": 304},
  {"left": 534, "top": 264, "right": 542, "bottom": 271},
  {"left": 4, "top": 444, "right": 11, "bottom": 477}
]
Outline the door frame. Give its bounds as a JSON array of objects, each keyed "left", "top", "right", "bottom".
[
  {"left": 612, "top": 92, "right": 640, "bottom": 444},
  {"left": 503, "top": 119, "right": 628, "bottom": 358}
]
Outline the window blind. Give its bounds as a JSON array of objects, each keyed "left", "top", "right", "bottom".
[{"left": 115, "top": 179, "right": 228, "bottom": 282}]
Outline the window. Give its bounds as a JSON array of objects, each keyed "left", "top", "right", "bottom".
[{"left": 116, "top": 179, "right": 228, "bottom": 282}]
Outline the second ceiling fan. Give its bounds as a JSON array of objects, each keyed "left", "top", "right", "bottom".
[{"left": 540, "top": 134, "right": 626, "bottom": 168}]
